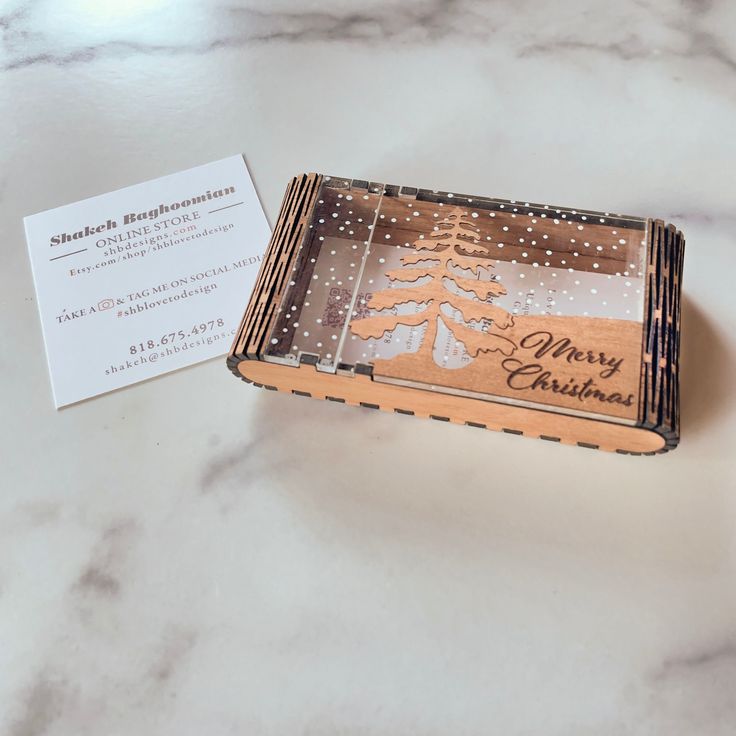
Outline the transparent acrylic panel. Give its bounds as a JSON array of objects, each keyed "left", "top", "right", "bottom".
[
  {"left": 264, "top": 178, "right": 383, "bottom": 371},
  {"left": 263, "top": 176, "right": 648, "bottom": 423},
  {"left": 342, "top": 188, "right": 648, "bottom": 423}
]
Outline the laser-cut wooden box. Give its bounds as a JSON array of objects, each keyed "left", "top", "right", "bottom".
[{"left": 228, "top": 174, "right": 684, "bottom": 454}]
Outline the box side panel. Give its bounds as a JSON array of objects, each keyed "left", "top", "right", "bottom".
[
  {"left": 228, "top": 172, "right": 322, "bottom": 373},
  {"left": 236, "top": 359, "right": 666, "bottom": 455},
  {"left": 638, "top": 219, "right": 685, "bottom": 451}
]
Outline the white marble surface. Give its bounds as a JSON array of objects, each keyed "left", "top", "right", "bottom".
[{"left": 2, "top": 1, "right": 736, "bottom": 734}]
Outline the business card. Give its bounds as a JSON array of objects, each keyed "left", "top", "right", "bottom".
[{"left": 25, "top": 155, "right": 270, "bottom": 407}]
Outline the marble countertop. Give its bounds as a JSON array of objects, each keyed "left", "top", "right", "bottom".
[{"left": 2, "top": 1, "right": 736, "bottom": 734}]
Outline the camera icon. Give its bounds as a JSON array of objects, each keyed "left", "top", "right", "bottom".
[{"left": 98, "top": 298, "right": 114, "bottom": 311}]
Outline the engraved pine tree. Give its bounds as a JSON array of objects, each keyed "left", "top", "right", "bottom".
[{"left": 350, "top": 209, "right": 516, "bottom": 363}]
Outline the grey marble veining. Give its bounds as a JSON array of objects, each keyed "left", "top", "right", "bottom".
[
  {"left": 1, "top": 0, "right": 736, "bottom": 734},
  {"left": 2, "top": 0, "right": 736, "bottom": 73}
]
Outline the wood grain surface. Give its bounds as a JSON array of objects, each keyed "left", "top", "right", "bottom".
[{"left": 235, "top": 359, "right": 665, "bottom": 455}]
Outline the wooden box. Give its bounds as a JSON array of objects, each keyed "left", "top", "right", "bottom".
[{"left": 228, "top": 174, "right": 684, "bottom": 454}]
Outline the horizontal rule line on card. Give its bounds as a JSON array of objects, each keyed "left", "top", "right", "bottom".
[
  {"left": 208, "top": 201, "right": 244, "bottom": 214},
  {"left": 49, "top": 248, "right": 88, "bottom": 261}
]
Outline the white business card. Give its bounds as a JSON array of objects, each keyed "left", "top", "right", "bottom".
[{"left": 25, "top": 155, "right": 270, "bottom": 407}]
